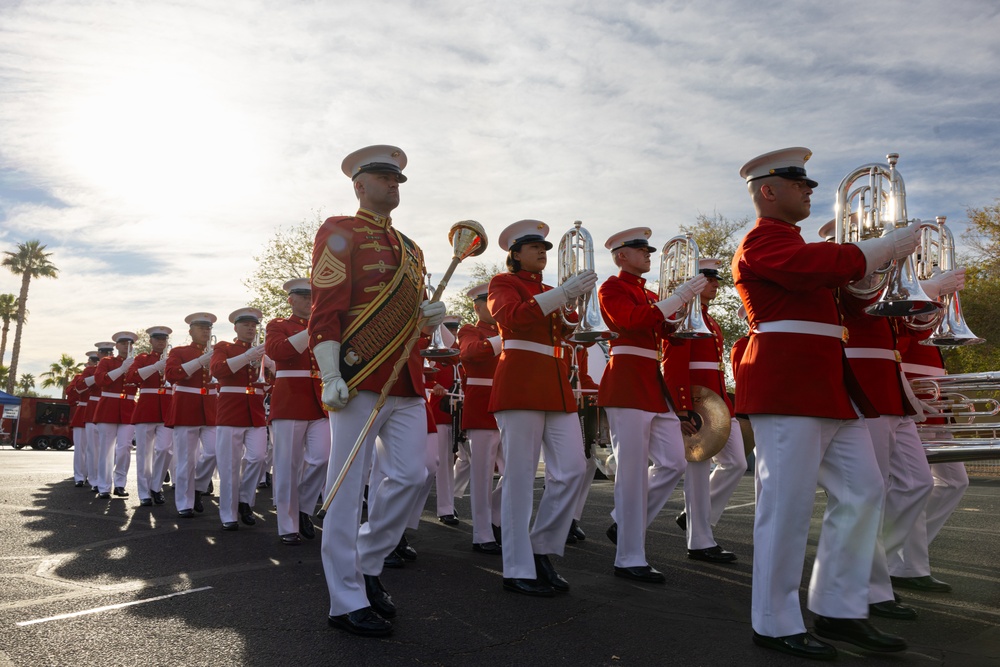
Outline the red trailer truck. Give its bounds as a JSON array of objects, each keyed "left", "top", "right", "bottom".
[{"left": 1, "top": 397, "right": 73, "bottom": 450}]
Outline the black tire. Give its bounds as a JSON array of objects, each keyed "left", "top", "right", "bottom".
[
  {"left": 52, "top": 436, "right": 72, "bottom": 450},
  {"left": 30, "top": 436, "right": 50, "bottom": 450}
]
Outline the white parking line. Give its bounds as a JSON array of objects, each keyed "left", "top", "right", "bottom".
[{"left": 16, "top": 586, "right": 212, "bottom": 626}]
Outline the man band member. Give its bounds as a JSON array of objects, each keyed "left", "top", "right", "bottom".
[
  {"left": 68, "top": 351, "right": 98, "bottom": 488},
  {"left": 266, "top": 278, "right": 330, "bottom": 545},
  {"left": 128, "top": 326, "right": 174, "bottom": 507},
  {"left": 597, "top": 227, "right": 704, "bottom": 583},
  {"left": 83, "top": 343, "right": 114, "bottom": 493},
  {"left": 311, "top": 145, "right": 445, "bottom": 637},
  {"left": 93, "top": 331, "right": 138, "bottom": 499},
  {"left": 488, "top": 219, "right": 593, "bottom": 597},
  {"left": 211, "top": 308, "right": 268, "bottom": 531},
  {"left": 734, "top": 147, "right": 916, "bottom": 659},
  {"left": 663, "top": 258, "right": 743, "bottom": 563},
  {"left": 165, "top": 312, "right": 216, "bottom": 518}
]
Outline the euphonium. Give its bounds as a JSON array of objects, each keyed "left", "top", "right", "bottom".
[
  {"left": 910, "top": 371, "right": 1000, "bottom": 462},
  {"left": 834, "top": 153, "right": 940, "bottom": 317},
  {"left": 658, "top": 234, "right": 712, "bottom": 338},
  {"left": 557, "top": 221, "right": 617, "bottom": 343}
]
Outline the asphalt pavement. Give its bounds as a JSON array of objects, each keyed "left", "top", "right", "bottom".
[{"left": 0, "top": 448, "right": 998, "bottom": 666}]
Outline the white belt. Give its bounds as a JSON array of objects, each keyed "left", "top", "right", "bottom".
[
  {"left": 173, "top": 386, "right": 208, "bottom": 395},
  {"left": 219, "top": 386, "right": 264, "bottom": 395},
  {"left": 138, "top": 388, "right": 170, "bottom": 395},
  {"left": 844, "top": 347, "right": 901, "bottom": 362},
  {"left": 689, "top": 361, "right": 725, "bottom": 372},
  {"left": 466, "top": 378, "right": 493, "bottom": 387},
  {"left": 89, "top": 396, "right": 100, "bottom": 402},
  {"left": 503, "top": 340, "right": 566, "bottom": 358},
  {"left": 754, "top": 320, "right": 848, "bottom": 342},
  {"left": 901, "top": 363, "right": 946, "bottom": 377},
  {"left": 609, "top": 345, "right": 658, "bottom": 360},
  {"left": 100, "top": 392, "right": 135, "bottom": 399},
  {"left": 76, "top": 401, "right": 87, "bottom": 407},
  {"left": 275, "top": 370, "right": 319, "bottom": 379}
]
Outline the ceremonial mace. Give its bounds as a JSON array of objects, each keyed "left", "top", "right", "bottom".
[{"left": 315, "top": 221, "right": 487, "bottom": 519}]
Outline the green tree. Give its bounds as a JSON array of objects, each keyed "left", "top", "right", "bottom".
[
  {"left": 444, "top": 261, "right": 507, "bottom": 325},
  {"left": 16, "top": 372, "right": 36, "bottom": 396},
  {"left": 243, "top": 215, "right": 319, "bottom": 323},
  {"left": 2, "top": 241, "right": 59, "bottom": 392},
  {"left": 947, "top": 200, "right": 1000, "bottom": 373},
  {"left": 0, "top": 293, "right": 23, "bottom": 366},
  {"left": 40, "top": 353, "right": 84, "bottom": 399},
  {"left": 0, "top": 365, "right": 8, "bottom": 389}
]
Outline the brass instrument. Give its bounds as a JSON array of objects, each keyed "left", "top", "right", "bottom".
[
  {"left": 834, "top": 153, "right": 940, "bottom": 317},
  {"left": 658, "top": 234, "right": 712, "bottom": 338},
  {"left": 910, "top": 372, "right": 1000, "bottom": 462},
  {"left": 421, "top": 273, "right": 460, "bottom": 358},
  {"left": 557, "top": 221, "right": 617, "bottom": 343}
]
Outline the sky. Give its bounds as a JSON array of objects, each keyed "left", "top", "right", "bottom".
[{"left": 2, "top": 0, "right": 999, "bottom": 396}]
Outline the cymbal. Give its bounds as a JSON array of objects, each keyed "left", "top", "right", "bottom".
[{"left": 683, "top": 386, "right": 732, "bottom": 462}]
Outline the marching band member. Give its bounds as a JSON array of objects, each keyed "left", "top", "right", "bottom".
[
  {"left": 165, "top": 312, "right": 216, "bottom": 518},
  {"left": 93, "top": 331, "right": 138, "bottom": 499},
  {"left": 128, "top": 326, "right": 174, "bottom": 507},
  {"left": 428, "top": 342, "right": 462, "bottom": 526},
  {"left": 733, "top": 147, "right": 916, "bottom": 658},
  {"left": 210, "top": 308, "right": 268, "bottom": 531},
  {"left": 68, "top": 351, "right": 98, "bottom": 488},
  {"left": 566, "top": 342, "right": 599, "bottom": 543},
  {"left": 488, "top": 219, "right": 594, "bottom": 597},
  {"left": 83, "top": 343, "right": 113, "bottom": 493},
  {"left": 266, "top": 278, "right": 330, "bottom": 545},
  {"left": 457, "top": 282, "right": 504, "bottom": 555},
  {"left": 311, "top": 145, "right": 445, "bottom": 636},
  {"left": 596, "top": 227, "right": 704, "bottom": 583}
]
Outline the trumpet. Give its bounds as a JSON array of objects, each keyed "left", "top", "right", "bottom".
[
  {"left": 658, "top": 234, "right": 712, "bottom": 338},
  {"left": 834, "top": 153, "right": 940, "bottom": 317},
  {"left": 557, "top": 221, "right": 617, "bottom": 343}
]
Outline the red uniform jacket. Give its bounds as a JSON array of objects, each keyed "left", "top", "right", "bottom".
[
  {"left": 597, "top": 271, "right": 673, "bottom": 413},
  {"left": 165, "top": 344, "right": 211, "bottom": 427},
  {"left": 488, "top": 270, "right": 578, "bottom": 413},
  {"left": 68, "top": 373, "right": 88, "bottom": 428},
  {"left": 309, "top": 209, "right": 425, "bottom": 398},
  {"left": 841, "top": 293, "right": 913, "bottom": 417},
  {"left": 662, "top": 306, "right": 735, "bottom": 418},
  {"left": 458, "top": 321, "right": 500, "bottom": 430},
  {"left": 210, "top": 340, "right": 266, "bottom": 428},
  {"left": 81, "top": 364, "right": 102, "bottom": 423},
  {"left": 127, "top": 351, "right": 172, "bottom": 424},
  {"left": 731, "top": 217, "right": 874, "bottom": 419},
  {"left": 426, "top": 357, "right": 459, "bottom": 425},
  {"left": 93, "top": 356, "right": 136, "bottom": 424},
  {"left": 265, "top": 316, "right": 325, "bottom": 422}
]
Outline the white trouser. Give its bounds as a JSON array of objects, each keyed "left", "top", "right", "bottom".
[
  {"left": 371, "top": 428, "right": 438, "bottom": 531},
  {"left": 216, "top": 425, "right": 267, "bottom": 523},
  {"left": 453, "top": 437, "right": 472, "bottom": 498},
  {"left": 750, "top": 413, "right": 884, "bottom": 638},
  {"left": 570, "top": 453, "right": 597, "bottom": 522},
  {"left": 271, "top": 418, "right": 331, "bottom": 536},
  {"left": 85, "top": 422, "right": 100, "bottom": 487},
  {"left": 321, "top": 392, "right": 427, "bottom": 616},
  {"left": 150, "top": 427, "right": 174, "bottom": 494},
  {"left": 96, "top": 422, "right": 134, "bottom": 493},
  {"left": 134, "top": 423, "right": 169, "bottom": 499},
  {"left": 866, "top": 415, "right": 934, "bottom": 603},
  {"left": 683, "top": 417, "right": 747, "bottom": 549},
  {"left": 435, "top": 424, "right": 456, "bottom": 515},
  {"left": 606, "top": 407, "right": 687, "bottom": 568},
  {"left": 467, "top": 429, "right": 504, "bottom": 543},
  {"left": 72, "top": 426, "right": 87, "bottom": 483},
  {"left": 172, "top": 425, "right": 210, "bottom": 512},
  {"left": 495, "top": 410, "right": 587, "bottom": 579},
  {"left": 888, "top": 461, "right": 969, "bottom": 577},
  {"left": 195, "top": 426, "right": 218, "bottom": 493}
]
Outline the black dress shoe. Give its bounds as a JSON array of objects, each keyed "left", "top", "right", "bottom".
[
  {"left": 813, "top": 616, "right": 907, "bottom": 652},
  {"left": 280, "top": 533, "right": 301, "bottom": 545},
  {"left": 91, "top": 486, "right": 99, "bottom": 492},
  {"left": 205, "top": 480, "right": 214, "bottom": 496},
  {"left": 221, "top": 522, "right": 239, "bottom": 531},
  {"left": 502, "top": 578, "right": 554, "bottom": 597},
  {"left": 870, "top": 600, "right": 917, "bottom": 620},
  {"left": 606, "top": 522, "right": 618, "bottom": 545},
  {"left": 238, "top": 502, "right": 256, "bottom": 525},
  {"left": 395, "top": 534, "right": 417, "bottom": 561},
  {"left": 752, "top": 631, "right": 837, "bottom": 660},
  {"left": 533, "top": 554, "right": 569, "bottom": 592},
  {"left": 113, "top": 487, "right": 129, "bottom": 497},
  {"left": 193, "top": 491, "right": 204, "bottom": 513},
  {"left": 569, "top": 519, "right": 586, "bottom": 541},
  {"left": 890, "top": 574, "right": 952, "bottom": 593},
  {"left": 139, "top": 498, "right": 153, "bottom": 507},
  {"left": 675, "top": 511, "right": 687, "bottom": 531},
  {"left": 565, "top": 529, "right": 578, "bottom": 545},
  {"left": 163, "top": 470, "right": 170, "bottom": 484},
  {"left": 75, "top": 481, "right": 86, "bottom": 487},
  {"left": 614, "top": 565, "right": 666, "bottom": 583},
  {"left": 492, "top": 524, "right": 502, "bottom": 545},
  {"left": 97, "top": 492, "right": 111, "bottom": 499},
  {"left": 383, "top": 551, "right": 405, "bottom": 569},
  {"left": 688, "top": 545, "right": 737, "bottom": 563},
  {"left": 178, "top": 509, "right": 195, "bottom": 518},
  {"left": 328, "top": 607, "right": 392, "bottom": 637},
  {"left": 363, "top": 574, "right": 396, "bottom": 619},
  {"left": 151, "top": 490, "right": 165, "bottom": 505},
  {"left": 472, "top": 541, "right": 502, "bottom": 555},
  {"left": 299, "top": 512, "right": 316, "bottom": 540},
  {"left": 438, "top": 514, "right": 460, "bottom": 526}
]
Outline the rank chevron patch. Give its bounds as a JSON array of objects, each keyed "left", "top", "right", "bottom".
[{"left": 312, "top": 247, "right": 346, "bottom": 288}]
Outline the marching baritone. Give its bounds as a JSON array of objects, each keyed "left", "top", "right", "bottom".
[
  {"left": 210, "top": 308, "right": 268, "bottom": 531},
  {"left": 127, "top": 326, "right": 174, "bottom": 507},
  {"left": 83, "top": 343, "right": 113, "bottom": 492},
  {"left": 733, "top": 147, "right": 919, "bottom": 659},
  {"left": 488, "top": 219, "right": 594, "bottom": 597},
  {"left": 68, "top": 351, "right": 98, "bottom": 488},
  {"left": 662, "top": 258, "right": 743, "bottom": 563},
  {"left": 596, "top": 227, "right": 705, "bottom": 582},
  {"left": 93, "top": 331, "right": 138, "bottom": 499},
  {"left": 265, "top": 278, "right": 331, "bottom": 545},
  {"left": 165, "top": 312, "right": 216, "bottom": 518},
  {"left": 311, "top": 145, "right": 446, "bottom": 637}
]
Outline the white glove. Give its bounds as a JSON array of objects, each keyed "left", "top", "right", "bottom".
[
  {"left": 181, "top": 357, "right": 205, "bottom": 377},
  {"left": 84, "top": 375, "right": 96, "bottom": 387},
  {"left": 534, "top": 287, "right": 569, "bottom": 316},
  {"left": 199, "top": 351, "right": 212, "bottom": 368},
  {"left": 107, "top": 356, "right": 134, "bottom": 381},
  {"left": 488, "top": 335, "right": 502, "bottom": 356},
  {"left": 852, "top": 225, "right": 920, "bottom": 275},
  {"left": 313, "top": 340, "right": 350, "bottom": 409},
  {"left": 246, "top": 344, "right": 266, "bottom": 362},
  {"left": 227, "top": 353, "right": 251, "bottom": 373},
  {"left": 420, "top": 300, "right": 447, "bottom": 333},
  {"left": 655, "top": 274, "right": 708, "bottom": 318},
  {"left": 154, "top": 358, "right": 167, "bottom": 373},
  {"left": 561, "top": 269, "right": 598, "bottom": 300},
  {"left": 287, "top": 329, "right": 310, "bottom": 354},
  {"left": 265, "top": 356, "right": 276, "bottom": 372},
  {"left": 137, "top": 364, "right": 159, "bottom": 380},
  {"left": 900, "top": 372, "right": 941, "bottom": 424},
  {"left": 921, "top": 268, "right": 965, "bottom": 299}
]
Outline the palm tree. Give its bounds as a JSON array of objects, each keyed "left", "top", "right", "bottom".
[
  {"left": 16, "top": 373, "right": 35, "bottom": 395},
  {"left": 0, "top": 293, "right": 22, "bottom": 366},
  {"left": 0, "top": 365, "right": 8, "bottom": 389},
  {"left": 2, "top": 241, "right": 58, "bottom": 393},
  {"left": 40, "top": 353, "right": 83, "bottom": 398}
]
